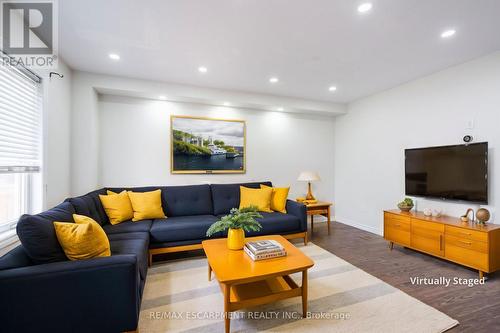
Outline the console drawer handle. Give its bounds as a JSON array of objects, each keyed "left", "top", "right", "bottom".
[
  {"left": 458, "top": 240, "right": 472, "bottom": 246},
  {"left": 460, "top": 232, "right": 472, "bottom": 236}
]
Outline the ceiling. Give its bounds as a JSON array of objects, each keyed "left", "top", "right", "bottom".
[{"left": 59, "top": 0, "right": 500, "bottom": 104}]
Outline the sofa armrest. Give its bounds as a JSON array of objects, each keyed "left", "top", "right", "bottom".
[
  {"left": 286, "top": 200, "right": 307, "bottom": 232},
  {"left": 0, "top": 255, "right": 140, "bottom": 333}
]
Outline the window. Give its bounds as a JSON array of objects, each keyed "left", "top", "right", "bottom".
[{"left": 0, "top": 55, "right": 43, "bottom": 241}]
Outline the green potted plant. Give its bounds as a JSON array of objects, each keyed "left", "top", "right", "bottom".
[
  {"left": 397, "top": 197, "right": 414, "bottom": 212},
  {"left": 206, "top": 206, "right": 263, "bottom": 250}
]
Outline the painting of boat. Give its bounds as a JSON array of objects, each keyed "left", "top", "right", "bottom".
[
  {"left": 225, "top": 151, "right": 239, "bottom": 158},
  {"left": 171, "top": 116, "right": 246, "bottom": 174}
]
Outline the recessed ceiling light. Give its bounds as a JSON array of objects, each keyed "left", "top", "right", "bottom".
[
  {"left": 357, "top": 3, "right": 373, "bottom": 13},
  {"left": 328, "top": 86, "right": 337, "bottom": 92},
  {"left": 276, "top": 107, "right": 284, "bottom": 112},
  {"left": 108, "top": 53, "right": 120, "bottom": 60},
  {"left": 441, "top": 29, "right": 456, "bottom": 39},
  {"left": 198, "top": 66, "right": 208, "bottom": 73},
  {"left": 269, "top": 77, "right": 279, "bottom": 83},
  {"left": 223, "top": 102, "right": 231, "bottom": 106},
  {"left": 158, "top": 95, "right": 167, "bottom": 100}
]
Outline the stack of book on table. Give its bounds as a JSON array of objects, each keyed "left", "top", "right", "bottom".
[{"left": 244, "top": 240, "right": 287, "bottom": 261}]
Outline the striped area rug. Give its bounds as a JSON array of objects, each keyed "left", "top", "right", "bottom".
[{"left": 139, "top": 243, "right": 458, "bottom": 332}]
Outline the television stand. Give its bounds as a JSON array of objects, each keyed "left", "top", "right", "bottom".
[{"left": 384, "top": 209, "right": 500, "bottom": 279}]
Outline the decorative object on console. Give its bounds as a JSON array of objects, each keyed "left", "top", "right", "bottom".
[
  {"left": 171, "top": 115, "right": 246, "bottom": 174},
  {"left": 432, "top": 208, "right": 443, "bottom": 217},
  {"left": 460, "top": 208, "right": 475, "bottom": 223},
  {"left": 423, "top": 208, "right": 432, "bottom": 217},
  {"left": 206, "top": 206, "right": 263, "bottom": 250},
  {"left": 397, "top": 198, "right": 414, "bottom": 212},
  {"left": 476, "top": 208, "right": 491, "bottom": 224},
  {"left": 297, "top": 171, "right": 320, "bottom": 200}
]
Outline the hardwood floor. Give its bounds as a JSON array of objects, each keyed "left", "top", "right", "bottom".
[
  {"left": 310, "top": 222, "right": 500, "bottom": 332},
  {"left": 155, "top": 221, "right": 500, "bottom": 332}
]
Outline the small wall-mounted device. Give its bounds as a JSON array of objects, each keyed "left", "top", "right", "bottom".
[
  {"left": 463, "top": 135, "right": 473, "bottom": 143},
  {"left": 49, "top": 72, "right": 64, "bottom": 78}
]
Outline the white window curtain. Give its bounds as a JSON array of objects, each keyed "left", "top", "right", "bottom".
[{"left": 0, "top": 57, "right": 43, "bottom": 239}]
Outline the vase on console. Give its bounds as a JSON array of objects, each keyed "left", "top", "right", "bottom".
[
  {"left": 476, "top": 208, "right": 491, "bottom": 225},
  {"left": 423, "top": 208, "right": 432, "bottom": 217}
]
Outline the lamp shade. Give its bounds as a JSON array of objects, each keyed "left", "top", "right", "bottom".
[{"left": 297, "top": 171, "right": 320, "bottom": 182}]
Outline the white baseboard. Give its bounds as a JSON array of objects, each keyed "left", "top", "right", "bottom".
[
  {"left": 312, "top": 216, "right": 328, "bottom": 223},
  {"left": 335, "top": 216, "right": 383, "bottom": 236}
]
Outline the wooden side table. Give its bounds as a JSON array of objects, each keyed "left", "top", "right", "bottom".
[{"left": 302, "top": 201, "right": 333, "bottom": 235}]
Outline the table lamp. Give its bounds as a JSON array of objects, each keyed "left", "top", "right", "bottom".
[{"left": 297, "top": 171, "right": 320, "bottom": 200}]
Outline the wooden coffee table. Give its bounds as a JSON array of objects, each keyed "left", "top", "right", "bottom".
[{"left": 202, "top": 235, "right": 314, "bottom": 333}]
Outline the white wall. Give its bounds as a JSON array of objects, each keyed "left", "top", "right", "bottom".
[
  {"left": 71, "top": 72, "right": 335, "bottom": 202},
  {"left": 334, "top": 52, "right": 500, "bottom": 234},
  {"left": 41, "top": 61, "right": 72, "bottom": 208},
  {"left": 98, "top": 95, "right": 334, "bottom": 200},
  {"left": 71, "top": 72, "right": 100, "bottom": 194}
]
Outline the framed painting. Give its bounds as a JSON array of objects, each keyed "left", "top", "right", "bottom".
[{"left": 170, "top": 115, "right": 246, "bottom": 174}]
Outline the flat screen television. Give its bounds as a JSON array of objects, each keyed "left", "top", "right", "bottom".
[{"left": 405, "top": 142, "right": 488, "bottom": 204}]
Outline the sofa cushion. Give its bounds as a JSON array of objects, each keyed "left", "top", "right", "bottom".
[
  {"left": 215, "top": 212, "right": 301, "bottom": 237},
  {"left": 128, "top": 189, "right": 166, "bottom": 221},
  {"left": 67, "top": 189, "right": 108, "bottom": 225},
  {"left": 99, "top": 190, "right": 134, "bottom": 225},
  {"left": 162, "top": 184, "right": 213, "bottom": 217},
  {"left": 16, "top": 202, "right": 75, "bottom": 264},
  {"left": 107, "top": 186, "right": 164, "bottom": 212},
  {"left": 103, "top": 220, "right": 152, "bottom": 235},
  {"left": 107, "top": 231, "right": 150, "bottom": 243},
  {"left": 239, "top": 186, "right": 273, "bottom": 212},
  {"left": 150, "top": 215, "right": 219, "bottom": 243},
  {"left": 0, "top": 246, "right": 32, "bottom": 270},
  {"left": 211, "top": 182, "right": 272, "bottom": 215},
  {"left": 54, "top": 214, "right": 111, "bottom": 261},
  {"left": 109, "top": 237, "right": 149, "bottom": 280},
  {"left": 262, "top": 185, "right": 290, "bottom": 213},
  {"left": 107, "top": 232, "right": 150, "bottom": 285}
]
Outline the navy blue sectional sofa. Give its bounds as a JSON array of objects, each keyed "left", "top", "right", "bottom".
[{"left": 0, "top": 181, "right": 307, "bottom": 333}]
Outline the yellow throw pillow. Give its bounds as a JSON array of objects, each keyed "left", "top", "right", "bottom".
[
  {"left": 128, "top": 189, "right": 166, "bottom": 221},
  {"left": 54, "top": 214, "right": 111, "bottom": 261},
  {"left": 261, "top": 185, "right": 290, "bottom": 213},
  {"left": 99, "top": 190, "right": 134, "bottom": 225},
  {"left": 239, "top": 186, "right": 273, "bottom": 213}
]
